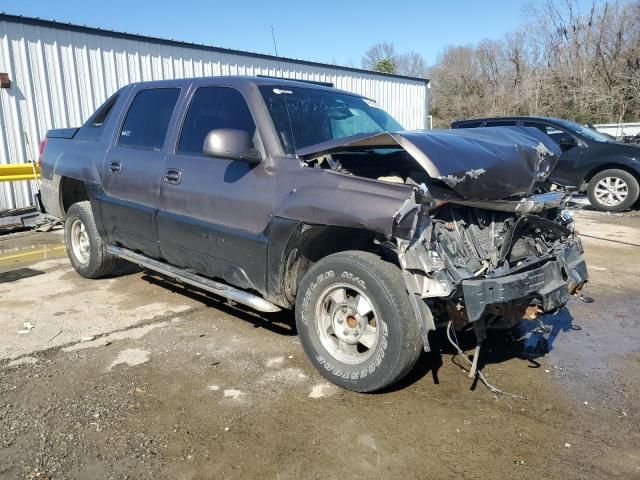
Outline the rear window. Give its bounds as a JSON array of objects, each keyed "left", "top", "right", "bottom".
[
  {"left": 90, "top": 95, "right": 118, "bottom": 127},
  {"left": 119, "top": 88, "right": 180, "bottom": 151},
  {"left": 76, "top": 93, "right": 120, "bottom": 141}
]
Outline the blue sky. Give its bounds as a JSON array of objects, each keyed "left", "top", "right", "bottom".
[{"left": 2, "top": 1, "right": 560, "bottom": 67}]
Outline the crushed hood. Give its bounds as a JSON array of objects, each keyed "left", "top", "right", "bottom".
[{"left": 296, "top": 127, "right": 561, "bottom": 200}]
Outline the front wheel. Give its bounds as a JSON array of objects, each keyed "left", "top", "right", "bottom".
[
  {"left": 64, "top": 201, "right": 117, "bottom": 278},
  {"left": 295, "top": 251, "right": 422, "bottom": 392},
  {"left": 587, "top": 169, "right": 639, "bottom": 212}
]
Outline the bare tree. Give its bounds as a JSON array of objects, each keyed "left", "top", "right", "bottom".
[
  {"left": 427, "top": 0, "right": 640, "bottom": 127},
  {"left": 396, "top": 51, "right": 428, "bottom": 77},
  {"left": 362, "top": 42, "right": 428, "bottom": 77},
  {"left": 362, "top": 43, "right": 399, "bottom": 71}
]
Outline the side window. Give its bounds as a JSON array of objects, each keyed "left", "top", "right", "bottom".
[
  {"left": 523, "top": 122, "right": 567, "bottom": 144},
  {"left": 119, "top": 88, "right": 180, "bottom": 151},
  {"left": 178, "top": 86, "right": 257, "bottom": 156}
]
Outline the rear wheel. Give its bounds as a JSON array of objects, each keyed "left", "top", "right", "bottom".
[
  {"left": 587, "top": 169, "right": 639, "bottom": 212},
  {"left": 295, "top": 251, "right": 422, "bottom": 392},
  {"left": 64, "top": 201, "right": 117, "bottom": 278}
]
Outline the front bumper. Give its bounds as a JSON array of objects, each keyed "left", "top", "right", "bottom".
[{"left": 461, "top": 240, "right": 588, "bottom": 321}]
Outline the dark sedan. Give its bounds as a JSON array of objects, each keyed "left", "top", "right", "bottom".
[{"left": 451, "top": 116, "right": 640, "bottom": 211}]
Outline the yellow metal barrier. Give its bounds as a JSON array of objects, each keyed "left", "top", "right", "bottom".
[{"left": 0, "top": 163, "right": 41, "bottom": 182}]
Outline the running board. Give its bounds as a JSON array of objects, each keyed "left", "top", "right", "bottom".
[{"left": 107, "top": 245, "right": 281, "bottom": 313}]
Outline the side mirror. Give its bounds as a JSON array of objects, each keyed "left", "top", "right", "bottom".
[
  {"left": 559, "top": 136, "right": 578, "bottom": 151},
  {"left": 203, "top": 129, "right": 262, "bottom": 164}
]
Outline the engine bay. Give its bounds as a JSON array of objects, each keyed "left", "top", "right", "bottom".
[{"left": 306, "top": 148, "right": 434, "bottom": 187}]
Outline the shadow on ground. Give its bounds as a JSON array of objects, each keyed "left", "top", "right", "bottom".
[
  {"left": 137, "top": 268, "right": 582, "bottom": 393},
  {"left": 390, "top": 309, "right": 579, "bottom": 392},
  {"left": 141, "top": 272, "right": 296, "bottom": 336}
]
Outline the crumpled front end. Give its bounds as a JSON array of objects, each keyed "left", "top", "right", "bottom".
[
  {"left": 297, "top": 127, "right": 561, "bottom": 201},
  {"left": 295, "top": 126, "right": 588, "bottom": 348},
  {"left": 397, "top": 189, "right": 589, "bottom": 340}
]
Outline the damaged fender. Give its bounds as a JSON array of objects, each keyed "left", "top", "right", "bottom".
[
  {"left": 272, "top": 168, "right": 420, "bottom": 239},
  {"left": 272, "top": 170, "right": 437, "bottom": 348}
]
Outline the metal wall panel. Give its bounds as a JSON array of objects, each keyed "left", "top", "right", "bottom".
[{"left": 0, "top": 16, "right": 429, "bottom": 210}]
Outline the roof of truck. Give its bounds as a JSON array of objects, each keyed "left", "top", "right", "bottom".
[{"left": 126, "top": 75, "right": 368, "bottom": 98}]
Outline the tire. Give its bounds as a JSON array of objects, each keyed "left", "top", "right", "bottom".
[
  {"left": 64, "top": 201, "right": 117, "bottom": 278},
  {"left": 587, "top": 169, "right": 639, "bottom": 212},
  {"left": 295, "top": 251, "right": 422, "bottom": 392}
]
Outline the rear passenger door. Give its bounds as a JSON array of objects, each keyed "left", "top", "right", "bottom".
[
  {"left": 157, "top": 85, "right": 273, "bottom": 292},
  {"left": 101, "top": 87, "right": 181, "bottom": 257}
]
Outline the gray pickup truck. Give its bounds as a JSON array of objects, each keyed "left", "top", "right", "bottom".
[{"left": 39, "top": 76, "right": 588, "bottom": 392}]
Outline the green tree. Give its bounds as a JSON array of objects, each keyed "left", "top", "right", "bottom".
[{"left": 374, "top": 58, "right": 396, "bottom": 74}]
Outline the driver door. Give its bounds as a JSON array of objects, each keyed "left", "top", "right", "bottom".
[
  {"left": 523, "top": 121, "right": 582, "bottom": 187},
  {"left": 157, "top": 85, "right": 273, "bottom": 292}
]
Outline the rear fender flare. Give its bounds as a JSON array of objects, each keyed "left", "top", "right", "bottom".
[{"left": 53, "top": 152, "right": 102, "bottom": 186}]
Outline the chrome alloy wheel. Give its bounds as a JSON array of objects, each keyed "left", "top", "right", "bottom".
[
  {"left": 70, "top": 218, "right": 90, "bottom": 264},
  {"left": 594, "top": 176, "right": 629, "bottom": 206},
  {"left": 315, "top": 284, "right": 380, "bottom": 365}
]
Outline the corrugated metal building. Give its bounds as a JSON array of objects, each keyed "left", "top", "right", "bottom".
[{"left": 0, "top": 13, "right": 430, "bottom": 211}]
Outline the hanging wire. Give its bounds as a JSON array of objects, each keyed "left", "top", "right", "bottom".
[{"left": 446, "top": 321, "right": 525, "bottom": 399}]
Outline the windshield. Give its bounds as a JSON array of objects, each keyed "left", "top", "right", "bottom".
[
  {"left": 259, "top": 85, "right": 403, "bottom": 154},
  {"left": 555, "top": 119, "right": 614, "bottom": 143}
]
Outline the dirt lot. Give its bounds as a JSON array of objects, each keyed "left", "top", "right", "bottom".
[{"left": 1, "top": 208, "right": 639, "bottom": 479}]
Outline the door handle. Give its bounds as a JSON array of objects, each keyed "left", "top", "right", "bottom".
[
  {"left": 163, "top": 168, "right": 182, "bottom": 185},
  {"left": 109, "top": 161, "right": 121, "bottom": 174}
]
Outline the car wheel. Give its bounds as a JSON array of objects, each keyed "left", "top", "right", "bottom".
[
  {"left": 64, "top": 201, "right": 117, "bottom": 278},
  {"left": 295, "top": 251, "right": 422, "bottom": 392},
  {"left": 587, "top": 169, "right": 640, "bottom": 212}
]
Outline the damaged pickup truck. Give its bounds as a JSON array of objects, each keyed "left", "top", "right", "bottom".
[{"left": 38, "top": 76, "right": 589, "bottom": 392}]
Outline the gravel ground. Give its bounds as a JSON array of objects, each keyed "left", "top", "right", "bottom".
[{"left": 0, "top": 209, "right": 639, "bottom": 479}]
